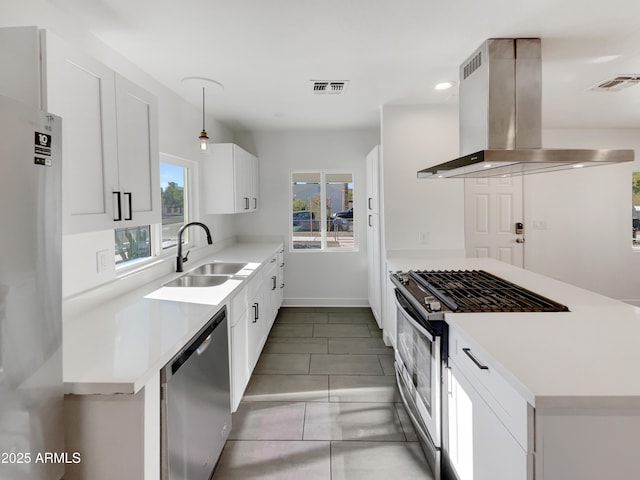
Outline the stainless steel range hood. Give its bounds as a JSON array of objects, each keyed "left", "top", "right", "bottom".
[{"left": 418, "top": 38, "right": 634, "bottom": 179}]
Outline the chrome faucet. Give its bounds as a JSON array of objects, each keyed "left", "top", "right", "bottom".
[{"left": 176, "top": 222, "right": 213, "bottom": 272}]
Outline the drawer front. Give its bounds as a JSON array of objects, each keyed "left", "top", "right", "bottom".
[
  {"left": 449, "top": 325, "right": 530, "bottom": 450},
  {"left": 246, "top": 267, "right": 264, "bottom": 300}
]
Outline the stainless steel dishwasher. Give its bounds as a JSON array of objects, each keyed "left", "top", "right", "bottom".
[{"left": 161, "top": 306, "right": 231, "bottom": 480}]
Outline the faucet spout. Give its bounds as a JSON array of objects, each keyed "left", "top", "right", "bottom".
[{"left": 176, "top": 222, "right": 213, "bottom": 272}]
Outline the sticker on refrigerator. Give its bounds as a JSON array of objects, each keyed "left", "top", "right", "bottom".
[{"left": 34, "top": 131, "right": 52, "bottom": 166}]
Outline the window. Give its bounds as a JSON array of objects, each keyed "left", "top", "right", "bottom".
[
  {"left": 161, "top": 162, "right": 188, "bottom": 249},
  {"left": 115, "top": 154, "right": 196, "bottom": 266},
  {"left": 291, "top": 171, "right": 355, "bottom": 251},
  {"left": 115, "top": 225, "right": 151, "bottom": 265}
]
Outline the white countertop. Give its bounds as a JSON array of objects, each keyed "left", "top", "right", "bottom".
[
  {"left": 63, "top": 242, "right": 282, "bottom": 395},
  {"left": 387, "top": 255, "right": 640, "bottom": 408}
]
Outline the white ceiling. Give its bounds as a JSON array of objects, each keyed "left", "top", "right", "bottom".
[{"left": 51, "top": 0, "right": 640, "bottom": 131}]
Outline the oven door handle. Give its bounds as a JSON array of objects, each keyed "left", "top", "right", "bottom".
[{"left": 395, "top": 290, "right": 436, "bottom": 342}]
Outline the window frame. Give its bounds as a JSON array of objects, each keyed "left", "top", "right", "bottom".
[
  {"left": 289, "top": 170, "right": 357, "bottom": 253},
  {"left": 114, "top": 152, "right": 199, "bottom": 273}
]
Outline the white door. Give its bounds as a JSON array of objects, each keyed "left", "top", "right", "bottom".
[{"left": 464, "top": 176, "right": 524, "bottom": 267}]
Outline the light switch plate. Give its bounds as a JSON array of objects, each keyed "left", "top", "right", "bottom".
[{"left": 96, "top": 249, "right": 110, "bottom": 273}]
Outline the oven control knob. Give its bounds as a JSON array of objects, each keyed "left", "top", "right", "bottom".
[{"left": 428, "top": 300, "right": 442, "bottom": 312}]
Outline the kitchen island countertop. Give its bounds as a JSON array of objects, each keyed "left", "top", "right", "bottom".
[
  {"left": 63, "top": 242, "right": 282, "bottom": 395},
  {"left": 387, "top": 255, "right": 640, "bottom": 408}
]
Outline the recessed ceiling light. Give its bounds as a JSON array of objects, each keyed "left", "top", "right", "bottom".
[{"left": 434, "top": 81, "right": 455, "bottom": 91}]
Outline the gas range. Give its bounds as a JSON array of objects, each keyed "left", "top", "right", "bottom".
[{"left": 392, "top": 269, "right": 569, "bottom": 315}]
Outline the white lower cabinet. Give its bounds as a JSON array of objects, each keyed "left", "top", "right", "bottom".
[
  {"left": 446, "top": 324, "right": 532, "bottom": 480},
  {"left": 447, "top": 362, "right": 529, "bottom": 480},
  {"left": 229, "top": 295, "right": 250, "bottom": 412},
  {"left": 229, "top": 247, "right": 284, "bottom": 411}
]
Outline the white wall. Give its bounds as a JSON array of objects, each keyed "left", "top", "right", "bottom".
[
  {"left": 381, "top": 104, "right": 465, "bottom": 253},
  {"left": 1, "top": 1, "right": 235, "bottom": 299},
  {"left": 526, "top": 129, "right": 640, "bottom": 303},
  {"left": 234, "top": 129, "right": 379, "bottom": 306}
]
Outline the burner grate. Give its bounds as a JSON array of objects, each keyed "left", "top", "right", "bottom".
[{"left": 409, "top": 270, "right": 569, "bottom": 313}]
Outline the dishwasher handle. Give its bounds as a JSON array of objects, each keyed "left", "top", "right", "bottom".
[
  {"left": 196, "top": 334, "right": 213, "bottom": 356},
  {"left": 167, "top": 306, "right": 226, "bottom": 377}
]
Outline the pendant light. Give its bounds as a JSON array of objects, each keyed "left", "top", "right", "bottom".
[{"left": 198, "top": 87, "right": 209, "bottom": 151}]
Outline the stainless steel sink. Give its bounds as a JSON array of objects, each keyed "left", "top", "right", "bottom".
[
  {"left": 190, "top": 262, "right": 247, "bottom": 275},
  {"left": 164, "top": 275, "right": 231, "bottom": 288}
]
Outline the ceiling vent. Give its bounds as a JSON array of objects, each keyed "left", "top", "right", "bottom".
[
  {"left": 589, "top": 75, "right": 640, "bottom": 92},
  {"left": 311, "top": 80, "right": 349, "bottom": 94}
]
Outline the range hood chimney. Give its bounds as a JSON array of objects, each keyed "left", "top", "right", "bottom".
[{"left": 418, "top": 38, "right": 633, "bottom": 178}]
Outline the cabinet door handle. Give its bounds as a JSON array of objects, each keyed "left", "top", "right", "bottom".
[
  {"left": 462, "top": 348, "right": 489, "bottom": 370},
  {"left": 253, "top": 198, "right": 257, "bottom": 209},
  {"left": 368, "top": 215, "right": 372, "bottom": 227},
  {"left": 272, "top": 276, "right": 277, "bottom": 290},
  {"left": 124, "top": 192, "right": 133, "bottom": 221},
  {"left": 113, "top": 191, "right": 122, "bottom": 221},
  {"left": 368, "top": 197, "right": 372, "bottom": 210},
  {"left": 244, "top": 197, "right": 250, "bottom": 210},
  {"left": 252, "top": 303, "right": 259, "bottom": 322},
  {"left": 280, "top": 283, "right": 285, "bottom": 289}
]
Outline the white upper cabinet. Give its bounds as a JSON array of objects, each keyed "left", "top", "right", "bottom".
[
  {"left": 113, "top": 74, "right": 160, "bottom": 227},
  {"left": 203, "top": 143, "right": 259, "bottom": 214},
  {"left": 0, "top": 27, "right": 160, "bottom": 234},
  {"left": 43, "top": 31, "right": 120, "bottom": 234}
]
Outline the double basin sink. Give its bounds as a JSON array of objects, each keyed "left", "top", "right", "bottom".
[{"left": 164, "top": 262, "right": 247, "bottom": 288}]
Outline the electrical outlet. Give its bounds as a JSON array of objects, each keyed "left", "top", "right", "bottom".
[{"left": 96, "top": 249, "right": 110, "bottom": 274}]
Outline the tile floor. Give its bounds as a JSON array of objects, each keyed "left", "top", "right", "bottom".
[{"left": 212, "top": 307, "right": 434, "bottom": 479}]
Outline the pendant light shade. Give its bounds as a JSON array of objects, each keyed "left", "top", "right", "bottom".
[{"left": 199, "top": 87, "right": 208, "bottom": 151}]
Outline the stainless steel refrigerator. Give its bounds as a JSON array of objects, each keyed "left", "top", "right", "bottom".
[{"left": 0, "top": 94, "right": 64, "bottom": 479}]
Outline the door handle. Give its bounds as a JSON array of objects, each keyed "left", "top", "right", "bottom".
[
  {"left": 516, "top": 238, "right": 525, "bottom": 244},
  {"left": 124, "top": 192, "right": 132, "bottom": 220},
  {"left": 252, "top": 303, "right": 259, "bottom": 322},
  {"left": 272, "top": 275, "right": 277, "bottom": 290},
  {"left": 462, "top": 348, "right": 489, "bottom": 370},
  {"left": 113, "top": 191, "right": 122, "bottom": 221}
]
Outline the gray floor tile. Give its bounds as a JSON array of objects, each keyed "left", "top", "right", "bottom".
[
  {"left": 229, "top": 402, "right": 306, "bottom": 440},
  {"left": 303, "top": 402, "right": 406, "bottom": 441},
  {"left": 263, "top": 337, "right": 328, "bottom": 354},
  {"left": 276, "top": 311, "right": 329, "bottom": 324},
  {"left": 378, "top": 354, "right": 396, "bottom": 375},
  {"left": 212, "top": 440, "right": 331, "bottom": 480},
  {"left": 369, "top": 324, "right": 383, "bottom": 338},
  {"left": 328, "top": 337, "right": 393, "bottom": 355},
  {"left": 244, "top": 374, "right": 329, "bottom": 402},
  {"left": 270, "top": 324, "right": 314, "bottom": 338},
  {"left": 329, "top": 375, "right": 401, "bottom": 403},
  {"left": 312, "top": 324, "right": 372, "bottom": 338},
  {"left": 330, "top": 441, "right": 433, "bottom": 480},
  {"left": 309, "top": 354, "right": 383, "bottom": 375},
  {"left": 395, "top": 403, "right": 418, "bottom": 441},
  {"left": 328, "top": 312, "right": 376, "bottom": 324},
  {"left": 254, "top": 353, "right": 310, "bottom": 374}
]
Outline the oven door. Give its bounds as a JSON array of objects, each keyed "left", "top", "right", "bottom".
[{"left": 394, "top": 288, "right": 442, "bottom": 448}]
